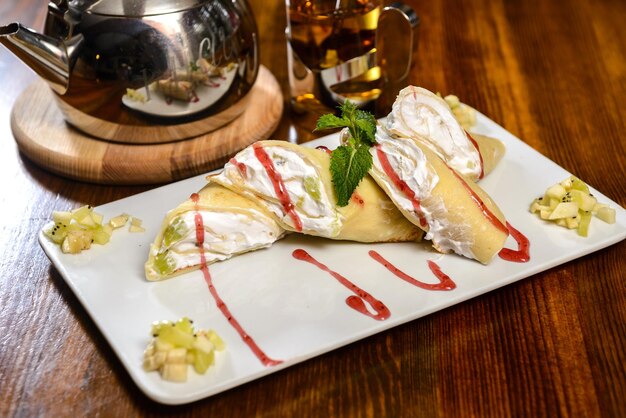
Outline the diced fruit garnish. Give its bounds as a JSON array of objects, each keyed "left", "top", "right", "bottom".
[
  {"left": 109, "top": 213, "right": 130, "bottom": 229},
  {"left": 303, "top": 176, "right": 321, "bottom": 201},
  {"left": 530, "top": 176, "right": 617, "bottom": 236},
  {"left": 439, "top": 93, "right": 477, "bottom": 130},
  {"left": 154, "top": 252, "right": 175, "bottom": 275},
  {"left": 596, "top": 206, "right": 616, "bottom": 224},
  {"left": 143, "top": 317, "right": 225, "bottom": 382},
  {"left": 129, "top": 217, "right": 146, "bottom": 233},
  {"left": 163, "top": 217, "right": 187, "bottom": 248},
  {"left": 43, "top": 205, "right": 143, "bottom": 254}
]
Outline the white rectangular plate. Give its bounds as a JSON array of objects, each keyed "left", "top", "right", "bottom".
[{"left": 39, "top": 112, "right": 626, "bottom": 405}]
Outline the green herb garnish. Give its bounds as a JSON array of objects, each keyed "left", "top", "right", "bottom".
[{"left": 315, "top": 101, "right": 377, "bottom": 206}]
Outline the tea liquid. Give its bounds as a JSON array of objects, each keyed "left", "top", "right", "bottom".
[{"left": 288, "top": 1, "right": 380, "bottom": 73}]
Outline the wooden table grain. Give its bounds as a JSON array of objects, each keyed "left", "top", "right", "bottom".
[{"left": 1, "top": 0, "right": 625, "bottom": 416}]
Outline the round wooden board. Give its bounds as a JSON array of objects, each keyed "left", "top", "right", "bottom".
[{"left": 10, "top": 66, "right": 283, "bottom": 185}]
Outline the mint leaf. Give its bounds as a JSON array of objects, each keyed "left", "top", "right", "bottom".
[
  {"left": 330, "top": 144, "right": 373, "bottom": 206},
  {"left": 315, "top": 100, "right": 377, "bottom": 206},
  {"left": 315, "top": 114, "right": 349, "bottom": 131},
  {"left": 355, "top": 118, "right": 376, "bottom": 145}
]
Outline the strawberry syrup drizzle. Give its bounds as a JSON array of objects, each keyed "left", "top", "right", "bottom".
[
  {"left": 190, "top": 193, "right": 283, "bottom": 367},
  {"left": 292, "top": 249, "right": 390, "bottom": 321},
  {"left": 316, "top": 145, "right": 332, "bottom": 154},
  {"left": 368, "top": 251, "right": 456, "bottom": 290},
  {"left": 252, "top": 143, "right": 303, "bottom": 232},
  {"left": 229, "top": 158, "right": 247, "bottom": 178},
  {"left": 498, "top": 222, "right": 530, "bottom": 262},
  {"left": 465, "top": 130, "right": 484, "bottom": 180},
  {"left": 446, "top": 166, "right": 509, "bottom": 235},
  {"left": 375, "top": 146, "right": 428, "bottom": 228}
]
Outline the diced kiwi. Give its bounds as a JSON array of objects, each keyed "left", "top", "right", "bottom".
[
  {"left": 193, "top": 334, "right": 214, "bottom": 354},
  {"left": 570, "top": 176, "right": 590, "bottom": 194},
  {"left": 175, "top": 317, "right": 195, "bottom": 335},
  {"left": 52, "top": 211, "right": 73, "bottom": 225},
  {"left": 71, "top": 205, "right": 92, "bottom": 222},
  {"left": 303, "top": 176, "right": 321, "bottom": 202},
  {"left": 154, "top": 253, "right": 175, "bottom": 275},
  {"left": 531, "top": 176, "right": 616, "bottom": 237},
  {"left": 577, "top": 211, "right": 592, "bottom": 237},
  {"left": 192, "top": 348, "right": 215, "bottom": 374},
  {"left": 207, "top": 331, "right": 226, "bottom": 351},
  {"left": 163, "top": 217, "right": 187, "bottom": 248},
  {"left": 157, "top": 325, "right": 195, "bottom": 349},
  {"left": 143, "top": 317, "right": 225, "bottom": 382}
]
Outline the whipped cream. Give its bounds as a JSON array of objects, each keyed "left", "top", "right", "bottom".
[
  {"left": 370, "top": 127, "right": 474, "bottom": 259},
  {"left": 216, "top": 145, "right": 341, "bottom": 237},
  {"left": 386, "top": 86, "right": 482, "bottom": 180},
  {"left": 161, "top": 209, "right": 284, "bottom": 271}
]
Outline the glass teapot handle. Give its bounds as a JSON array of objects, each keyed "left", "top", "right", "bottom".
[
  {"left": 377, "top": 2, "right": 420, "bottom": 83},
  {"left": 318, "top": 2, "right": 419, "bottom": 106}
]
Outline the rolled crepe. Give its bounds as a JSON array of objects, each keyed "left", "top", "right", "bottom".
[
  {"left": 211, "top": 140, "right": 423, "bottom": 243},
  {"left": 145, "top": 183, "right": 285, "bottom": 281},
  {"left": 386, "top": 86, "right": 505, "bottom": 180},
  {"left": 369, "top": 127, "right": 509, "bottom": 264}
]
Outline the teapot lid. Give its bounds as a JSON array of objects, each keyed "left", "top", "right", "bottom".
[{"left": 67, "top": 0, "right": 209, "bottom": 17}]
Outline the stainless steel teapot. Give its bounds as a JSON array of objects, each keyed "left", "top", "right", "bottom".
[{"left": 0, "top": 0, "right": 259, "bottom": 143}]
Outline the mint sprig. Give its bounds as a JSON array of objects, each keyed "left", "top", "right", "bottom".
[{"left": 315, "top": 101, "right": 377, "bottom": 206}]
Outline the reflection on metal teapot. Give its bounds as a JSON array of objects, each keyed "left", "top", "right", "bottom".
[{"left": 0, "top": 0, "right": 259, "bottom": 143}]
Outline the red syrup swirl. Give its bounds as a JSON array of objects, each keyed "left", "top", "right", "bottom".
[
  {"left": 229, "top": 158, "right": 247, "bottom": 178},
  {"left": 252, "top": 143, "right": 303, "bottom": 232},
  {"left": 464, "top": 130, "right": 485, "bottom": 180},
  {"left": 315, "top": 145, "right": 332, "bottom": 154},
  {"left": 190, "top": 193, "right": 283, "bottom": 367},
  {"left": 292, "top": 249, "right": 390, "bottom": 321},
  {"left": 498, "top": 222, "right": 530, "bottom": 262},
  {"left": 446, "top": 166, "right": 509, "bottom": 236},
  {"left": 368, "top": 251, "right": 456, "bottom": 290},
  {"left": 375, "top": 146, "right": 428, "bottom": 228}
]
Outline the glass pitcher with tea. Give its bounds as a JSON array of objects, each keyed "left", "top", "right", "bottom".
[{"left": 286, "top": 0, "right": 419, "bottom": 117}]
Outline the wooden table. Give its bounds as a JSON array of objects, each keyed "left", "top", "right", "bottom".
[{"left": 2, "top": 0, "right": 625, "bottom": 416}]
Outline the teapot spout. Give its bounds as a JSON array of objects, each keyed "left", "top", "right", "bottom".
[{"left": 0, "top": 22, "right": 82, "bottom": 95}]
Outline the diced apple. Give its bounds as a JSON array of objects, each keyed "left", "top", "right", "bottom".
[
  {"left": 548, "top": 202, "right": 579, "bottom": 220},
  {"left": 565, "top": 217, "right": 579, "bottom": 229},
  {"left": 546, "top": 184, "right": 567, "bottom": 199},
  {"left": 596, "top": 207, "right": 616, "bottom": 224},
  {"left": 61, "top": 230, "right": 93, "bottom": 254},
  {"left": 161, "top": 363, "right": 188, "bottom": 382},
  {"left": 166, "top": 348, "right": 188, "bottom": 364},
  {"left": 109, "top": 213, "right": 130, "bottom": 229}
]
